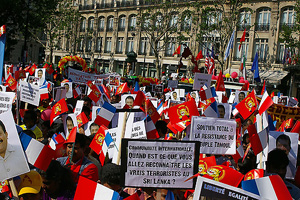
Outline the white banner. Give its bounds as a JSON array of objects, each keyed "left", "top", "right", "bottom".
[
  {"left": 190, "top": 117, "right": 236, "bottom": 155},
  {"left": 0, "top": 92, "right": 15, "bottom": 114},
  {"left": 68, "top": 68, "right": 109, "bottom": 84},
  {"left": 20, "top": 81, "right": 40, "bottom": 106},
  {"left": 121, "top": 139, "right": 199, "bottom": 189},
  {"left": 193, "top": 73, "right": 212, "bottom": 90},
  {"left": 130, "top": 121, "right": 147, "bottom": 139}
]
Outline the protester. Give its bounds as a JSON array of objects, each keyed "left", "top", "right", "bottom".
[
  {"left": 20, "top": 110, "right": 43, "bottom": 139},
  {"left": 17, "top": 171, "right": 43, "bottom": 200}
]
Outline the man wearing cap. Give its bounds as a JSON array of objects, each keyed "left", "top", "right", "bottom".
[
  {"left": 57, "top": 133, "right": 98, "bottom": 183},
  {"left": 18, "top": 170, "right": 43, "bottom": 200}
]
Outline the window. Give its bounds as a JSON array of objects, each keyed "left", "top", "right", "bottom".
[
  {"left": 119, "top": 16, "right": 126, "bottom": 31},
  {"left": 238, "top": 9, "right": 251, "bottom": 31},
  {"left": 180, "top": 39, "right": 190, "bottom": 56},
  {"left": 150, "top": 40, "right": 160, "bottom": 56},
  {"left": 200, "top": 37, "right": 220, "bottom": 57},
  {"left": 96, "top": 37, "right": 102, "bottom": 52},
  {"left": 129, "top": 15, "right": 136, "bottom": 31},
  {"left": 281, "top": 7, "right": 296, "bottom": 28},
  {"left": 116, "top": 37, "right": 124, "bottom": 53},
  {"left": 107, "top": 16, "right": 114, "bottom": 32},
  {"left": 169, "top": 14, "right": 178, "bottom": 28},
  {"left": 234, "top": 38, "right": 249, "bottom": 60},
  {"left": 105, "top": 37, "right": 112, "bottom": 53},
  {"left": 139, "top": 37, "right": 147, "bottom": 55},
  {"left": 165, "top": 38, "right": 176, "bottom": 57},
  {"left": 206, "top": 11, "right": 222, "bottom": 26},
  {"left": 65, "top": 39, "right": 69, "bottom": 51},
  {"left": 127, "top": 37, "right": 134, "bottom": 52},
  {"left": 155, "top": 14, "right": 162, "bottom": 27},
  {"left": 253, "top": 39, "right": 269, "bottom": 62},
  {"left": 98, "top": 17, "right": 105, "bottom": 31},
  {"left": 256, "top": 8, "right": 271, "bottom": 31},
  {"left": 86, "top": 37, "right": 92, "bottom": 52},
  {"left": 80, "top": 18, "right": 86, "bottom": 32},
  {"left": 79, "top": 38, "right": 84, "bottom": 51},
  {"left": 181, "top": 16, "right": 192, "bottom": 31},
  {"left": 88, "top": 17, "right": 94, "bottom": 31},
  {"left": 142, "top": 16, "right": 151, "bottom": 30}
]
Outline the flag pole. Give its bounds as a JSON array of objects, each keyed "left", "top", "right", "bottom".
[
  {"left": 116, "top": 111, "right": 128, "bottom": 165},
  {"left": 8, "top": 179, "right": 19, "bottom": 199}
]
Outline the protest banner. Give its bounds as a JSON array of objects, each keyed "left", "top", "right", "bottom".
[
  {"left": 268, "top": 103, "right": 300, "bottom": 127},
  {"left": 19, "top": 81, "right": 40, "bottom": 106},
  {"left": 190, "top": 117, "right": 236, "bottom": 154},
  {"left": 0, "top": 92, "right": 14, "bottom": 114},
  {"left": 121, "top": 139, "right": 200, "bottom": 189},
  {"left": 193, "top": 177, "right": 260, "bottom": 200},
  {"left": 193, "top": 73, "right": 212, "bottom": 90},
  {"left": 168, "top": 80, "right": 178, "bottom": 89},
  {"left": 68, "top": 68, "right": 108, "bottom": 84}
]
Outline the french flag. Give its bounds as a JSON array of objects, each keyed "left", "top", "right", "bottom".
[
  {"left": 232, "top": 144, "right": 244, "bottom": 163},
  {"left": 73, "top": 86, "right": 81, "bottom": 99},
  {"left": 203, "top": 99, "right": 219, "bottom": 118},
  {"left": 157, "top": 101, "right": 168, "bottom": 115},
  {"left": 144, "top": 115, "right": 159, "bottom": 139},
  {"left": 49, "top": 132, "right": 66, "bottom": 150},
  {"left": 242, "top": 175, "right": 292, "bottom": 200},
  {"left": 94, "top": 101, "right": 116, "bottom": 127},
  {"left": 75, "top": 176, "right": 120, "bottom": 200},
  {"left": 199, "top": 85, "right": 214, "bottom": 101},
  {"left": 258, "top": 91, "right": 274, "bottom": 115},
  {"left": 247, "top": 124, "right": 268, "bottom": 155},
  {"left": 20, "top": 132, "right": 56, "bottom": 171}
]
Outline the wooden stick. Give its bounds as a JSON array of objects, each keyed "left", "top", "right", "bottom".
[
  {"left": 157, "top": 189, "right": 162, "bottom": 200},
  {"left": 8, "top": 179, "right": 19, "bottom": 200},
  {"left": 116, "top": 111, "right": 128, "bottom": 165}
]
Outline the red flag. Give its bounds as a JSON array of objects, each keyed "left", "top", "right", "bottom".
[
  {"left": 88, "top": 85, "right": 102, "bottom": 103},
  {"left": 258, "top": 92, "right": 273, "bottom": 115},
  {"left": 29, "top": 64, "right": 37, "bottom": 75},
  {"left": 270, "top": 92, "right": 275, "bottom": 98},
  {"left": 195, "top": 50, "right": 203, "bottom": 61},
  {"left": 44, "top": 63, "right": 54, "bottom": 74},
  {"left": 5, "top": 75, "right": 17, "bottom": 91},
  {"left": 215, "top": 71, "right": 225, "bottom": 91},
  {"left": 277, "top": 120, "right": 286, "bottom": 132},
  {"left": 89, "top": 125, "right": 108, "bottom": 155},
  {"left": 133, "top": 91, "right": 146, "bottom": 111},
  {"left": 285, "top": 118, "right": 294, "bottom": 129},
  {"left": 261, "top": 80, "right": 266, "bottom": 95},
  {"left": 166, "top": 99, "right": 199, "bottom": 125},
  {"left": 239, "top": 29, "right": 246, "bottom": 51},
  {"left": 199, "top": 156, "right": 216, "bottom": 173},
  {"left": 146, "top": 99, "right": 160, "bottom": 123},
  {"left": 50, "top": 98, "right": 68, "bottom": 125},
  {"left": 172, "top": 45, "right": 181, "bottom": 56},
  {"left": 240, "top": 81, "right": 249, "bottom": 91},
  {"left": 235, "top": 90, "right": 258, "bottom": 120},
  {"left": 0, "top": 25, "right": 6, "bottom": 37},
  {"left": 24, "top": 65, "right": 31, "bottom": 72},
  {"left": 221, "top": 95, "right": 228, "bottom": 103},
  {"left": 247, "top": 124, "right": 268, "bottom": 155},
  {"left": 115, "top": 82, "right": 129, "bottom": 95},
  {"left": 244, "top": 169, "right": 264, "bottom": 181},
  {"left": 15, "top": 70, "right": 26, "bottom": 80},
  {"left": 76, "top": 112, "right": 89, "bottom": 128},
  {"left": 124, "top": 193, "right": 140, "bottom": 200},
  {"left": 291, "top": 120, "right": 300, "bottom": 136},
  {"left": 65, "top": 126, "right": 77, "bottom": 143}
]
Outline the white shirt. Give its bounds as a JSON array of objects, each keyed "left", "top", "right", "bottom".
[{"left": 0, "top": 144, "right": 29, "bottom": 181}]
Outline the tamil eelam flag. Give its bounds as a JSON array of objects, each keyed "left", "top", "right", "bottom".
[
  {"left": 76, "top": 112, "right": 89, "bottom": 128},
  {"left": 115, "top": 82, "right": 129, "bottom": 95},
  {"left": 235, "top": 90, "right": 258, "bottom": 120},
  {"left": 50, "top": 98, "right": 68, "bottom": 125},
  {"left": 94, "top": 101, "right": 116, "bottom": 127},
  {"left": 146, "top": 99, "right": 160, "bottom": 123},
  {"left": 20, "top": 132, "right": 56, "bottom": 171},
  {"left": 242, "top": 175, "right": 292, "bottom": 200},
  {"left": 74, "top": 176, "right": 120, "bottom": 200},
  {"left": 5, "top": 74, "right": 17, "bottom": 91}
]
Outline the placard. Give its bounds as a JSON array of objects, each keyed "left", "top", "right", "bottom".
[
  {"left": 74, "top": 100, "right": 84, "bottom": 116},
  {"left": 168, "top": 80, "right": 178, "bottom": 89},
  {"left": 130, "top": 121, "right": 147, "bottom": 139},
  {"left": 190, "top": 117, "right": 236, "bottom": 154},
  {"left": 193, "top": 177, "right": 260, "bottom": 200},
  {"left": 0, "top": 92, "right": 15, "bottom": 114},
  {"left": 193, "top": 73, "right": 212, "bottom": 90},
  {"left": 121, "top": 139, "right": 200, "bottom": 189},
  {"left": 20, "top": 81, "right": 40, "bottom": 106},
  {"left": 152, "top": 84, "right": 164, "bottom": 93}
]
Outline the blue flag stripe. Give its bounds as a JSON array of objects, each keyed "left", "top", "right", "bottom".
[{"left": 19, "top": 132, "right": 32, "bottom": 151}]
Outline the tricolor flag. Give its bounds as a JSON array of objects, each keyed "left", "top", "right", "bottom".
[
  {"left": 247, "top": 124, "right": 268, "bottom": 155},
  {"left": 144, "top": 115, "right": 159, "bottom": 139},
  {"left": 20, "top": 132, "right": 56, "bottom": 171},
  {"left": 49, "top": 132, "right": 66, "bottom": 150},
  {"left": 99, "top": 84, "right": 111, "bottom": 101},
  {"left": 242, "top": 175, "right": 292, "bottom": 200},
  {"left": 172, "top": 45, "right": 181, "bottom": 56},
  {"left": 50, "top": 98, "right": 68, "bottom": 125},
  {"left": 74, "top": 176, "right": 120, "bottom": 200},
  {"left": 258, "top": 91, "right": 273, "bottom": 115},
  {"left": 73, "top": 86, "right": 81, "bottom": 99},
  {"left": 203, "top": 98, "right": 219, "bottom": 118},
  {"left": 94, "top": 101, "right": 116, "bottom": 127},
  {"left": 199, "top": 85, "right": 212, "bottom": 101},
  {"left": 232, "top": 143, "right": 244, "bottom": 163},
  {"left": 243, "top": 169, "right": 264, "bottom": 181},
  {"left": 157, "top": 100, "right": 168, "bottom": 115}
]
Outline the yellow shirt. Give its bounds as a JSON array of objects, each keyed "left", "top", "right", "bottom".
[{"left": 20, "top": 124, "right": 43, "bottom": 139}]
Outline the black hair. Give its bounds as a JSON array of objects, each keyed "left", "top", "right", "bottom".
[
  {"left": 23, "top": 130, "right": 36, "bottom": 139},
  {"left": 125, "top": 96, "right": 134, "bottom": 101},
  {"left": 24, "top": 110, "right": 37, "bottom": 123},
  {"left": 82, "top": 105, "right": 91, "bottom": 115},
  {"left": 239, "top": 92, "right": 245, "bottom": 97},
  {"left": 100, "top": 163, "right": 121, "bottom": 185},
  {"left": 276, "top": 134, "right": 291, "bottom": 149},
  {"left": 266, "top": 148, "right": 289, "bottom": 171},
  {"left": 217, "top": 104, "right": 225, "bottom": 110},
  {"left": 75, "top": 133, "right": 87, "bottom": 148},
  {"left": 0, "top": 120, "right": 6, "bottom": 133},
  {"left": 83, "top": 96, "right": 92, "bottom": 103},
  {"left": 89, "top": 122, "right": 99, "bottom": 130},
  {"left": 155, "top": 120, "right": 168, "bottom": 136},
  {"left": 66, "top": 116, "right": 74, "bottom": 124}
]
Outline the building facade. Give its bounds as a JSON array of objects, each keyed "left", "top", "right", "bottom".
[{"left": 45, "top": 0, "right": 296, "bottom": 83}]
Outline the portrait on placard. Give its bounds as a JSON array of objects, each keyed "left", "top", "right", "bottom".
[
  {"left": 109, "top": 75, "right": 120, "bottom": 86},
  {"left": 171, "top": 91, "right": 180, "bottom": 101},
  {"left": 35, "top": 68, "right": 46, "bottom": 86},
  {"left": 269, "top": 131, "right": 299, "bottom": 179},
  {"left": 4, "top": 64, "right": 11, "bottom": 80},
  {"left": 61, "top": 82, "right": 73, "bottom": 99},
  {"left": 278, "top": 96, "right": 288, "bottom": 106},
  {"left": 92, "top": 106, "right": 101, "bottom": 121},
  {"left": 27, "top": 76, "right": 39, "bottom": 86},
  {"left": 121, "top": 94, "right": 136, "bottom": 108},
  {"left": 235, "top": 91, "right": 248, "bottom": 103},
  {"left": 0, "top": 85, "right": 7, "bottom": 92},
  {"left": 62, "top": 114, "right": 78, "bottom": 138},
  {"left": 228, "top": 92, "right": 236, "bottom": 104},
  {"left": 217, "top": 103, "right": 231, "bottom": 119},
  {"left": 190, "top": 91, "right": 199, "bottom": 102},
  {"left": 0, "top": 111, "right": 30, "bottom": 181}
]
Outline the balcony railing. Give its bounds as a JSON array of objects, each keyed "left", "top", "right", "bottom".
[
  {"left": 98, "top": 27, "right": 104, "bottom": 32},
  {"left": 118, "top": 26, "right": 125, "bottom": 31},
  {"left": 97, "top": 2, "right": 114, "bottom": 8},
  {"left": 107, "top": 27, "right": 114, "bottom": 32},
  {"left": 237, "top": 24, "right": 251, "bottom": 31},
  {"left": 280, "top": 23, "right": 295, "bottom": 29},
  {"left": 115, "top": 51, "right": 123, "bottom": 54},
  {"left": 255, "top": 23, "right": 270, "bottom": 31},
  {"left": 128, "top": 26, "right": 136, "bottom": 31},
  {"left": 79, "top": 5, "right": 94, "bottom": 10}
]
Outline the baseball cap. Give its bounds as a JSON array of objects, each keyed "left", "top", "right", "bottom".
[{"left": 18, "top": 171, "right": 42, "bottom": 196}]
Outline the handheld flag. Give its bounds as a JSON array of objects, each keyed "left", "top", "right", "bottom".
[
  {"left": 144, "top": 115, "right": 159, "bottom": 139},
  {"left": 76, "top": 112, "right": 89, "bottom": 128},
  {"left": 215, "top": 71, "right": 225, "bottom": 91},
  {"left": 172, "top": 45, "right": 181, "bottom": 56},
  {"left": 258, "top": 91, "right": 273, "bottom": 115},
  {"left": 50, "top": 98, "right": 68, "bottom": 125},
  {"left": 115, "top": 82, "right": 129, "bottom": 95},
  {"left": 5, "top": 75, "right": 17, "bottom": 91},
  {"left": 235, "top": 90, "right": 258, "bottom": 120},
  {"left": 94, "top": 101, "right": 116, "bottom": 127},
  {"left": 247, "top": 124, "right": 268, "bottom": 155},
  {"left": 195, "top": 50, "right": 203, "bottom": 61},
  {"left": 244, "top": 169, "right": 264, "bottom": 181}
]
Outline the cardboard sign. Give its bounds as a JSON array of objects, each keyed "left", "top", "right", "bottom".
[
  {"left": 193, "top": 177, "right": 260, "bottom": 200},
  {"left": 130, "top": 121, "right": 147, "bottom": 139},
  {"left": 68, "top": 68, "right": 108, "bottom": 84},
  {"left": 190, "top": 117, "right": 236, "bottom": 155},
  {"left": 61, "top": 82, "right": 73, "bottom": 99},
  {"left": 0, "top": 92, "right": 15, "bottom": 114},
  {"left": 193, "top": 73, "right": 212, "bottom": 90},
  {"left": 0, "top": 111, "right": 30, "bottom": 181},
  {"left": 20, "top": 81, "right": 40, "bottom": 106},
  {"left": 121, "top": 139, "right": 200, "bottom": 189},
  {"left": 168, "top": 80, "right": 178, "bottom": 89},
  {"left": 152, "top": 84, "right": 164, "bottom": 93},
  {"left": 108, "top": 127, "right": 121, "bottom": 160},
  {"left": 74, "top": 100, "right": 84, "bottom": 116}
]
